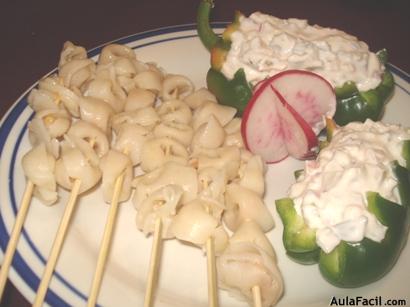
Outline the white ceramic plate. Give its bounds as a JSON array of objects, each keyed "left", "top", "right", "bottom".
[{"left": 0, "top": 25, "right": 409, "bottom": 307}]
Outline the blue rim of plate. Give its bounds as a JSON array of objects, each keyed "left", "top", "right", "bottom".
[{"left": 0, "top": 23, "right": 409, "bottom": 306}]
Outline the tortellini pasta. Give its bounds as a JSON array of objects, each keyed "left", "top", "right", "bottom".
[
  {"left": 22, "top": 144, "right": 58, "bottom": 205},
  {"left": 124, "top": 88, "right": 156, "bottom": 111},
  {"left": 161, "top": 74, "right": 194, "bottom": 100},
  {"left": 38, "top": 75, "right": 82, "bottom": 117},
  {"left": 196, "top": 146, "right": 241, "bottom": 181},
  {"left": 27, "top": 88, "right": 60, "bottom": 112},
  {"left": 79, "top": 96, "right": 114, "bottom": 133},
  {"left": 28, "top": 108, "right": 72, "bottom": 158},
  {"left": 111, "top": 107, "right": 160, "bottom": 132},
  {"left": 133, "top": 161, "right": 198, "bottom": 207},
  {"left": 192, "top": 101, "right": 236, "bottom": 130},
  {"left": 136, "top": 184, "right": 183, "bottom": 239},
  {"left": 238, "top": 155, "right": 266, "bottom": 197},
  {"left": 216, "top": 221, "right": 283, "bottom": 307},
  {"left": 55, "top": 146, "right": 101, "bottom": 194},
  {"left": 171, "top": 200, "right": 228, "bottom": 253},
  {"left": 191, "top": 114, "right": 226, "bottom": 151},
  {"left": 153, "top": 121, "right": 193, "bottom": 147},
  {"left": 99, "top": 150, "right": 133, "bottom": 203},
  {"left": 140, "top": 137, "right": 188, "bottom": 172},
  {"left": 156, "top": 99, "right": 192, "bottom": 125},
  {"left": 113, "top": 123, "right": 153, "bottom": 166},
  {"left": 82, "top": 78, "right": 126, "bottom": 113},
  {"left": 59, "top": 44, "right": 95, "bottom": 90},
  {"left": 223, "top": 183, "right": 274, "bottom": 232},
  {"left": 184, "top": 87, "right": 217, "bottom": 110},
  {"left": 66, "top": 120, "right": 109, "bottom": 167}
]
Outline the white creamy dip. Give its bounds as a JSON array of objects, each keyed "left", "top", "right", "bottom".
[
  {"left": 288, "top": 120, "right": 410, "bottom": 253},
  {"left": 222, "top": 13, "right": 384, "bottom": 91}
]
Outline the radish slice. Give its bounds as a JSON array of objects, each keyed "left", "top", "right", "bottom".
[
  {"left": 241, "top": 70, "right": 335, "bottom": 163},
  {"left": 242, "top": 82, "right": 317, "bottom": 163},
  {"left": 242, "top": 82, "right": 289, "bottom": 163},
  {"left": 271, "top": 86, "right": 318, "bottom": 159},
  {"left": 270, "top": 70, "right": 336, "bottom": 134}
]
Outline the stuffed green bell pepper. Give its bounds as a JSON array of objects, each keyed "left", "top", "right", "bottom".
[
  {"left": 275, "top": 119, "right": 410, "bottom": 288},
  {"left": 196, "top": 0, "right": 395, "bottom": 122}
]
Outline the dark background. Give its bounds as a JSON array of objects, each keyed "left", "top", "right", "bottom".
[{"left": 0, "top": 0, "right": 409, "bottom": 305}]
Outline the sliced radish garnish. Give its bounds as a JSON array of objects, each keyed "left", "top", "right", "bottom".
[
  {"left": 269, "top": 70, "right": 336, "bottom": 134},
  {"left": 241, "top": 70, "right": 336, "bottom": 163},
  {"left": 271, "top": 86, "right": 318, "bottom": 159}
]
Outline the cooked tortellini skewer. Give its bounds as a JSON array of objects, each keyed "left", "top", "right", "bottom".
[{"left": 17, "top": 40, "right": 283, "bottom": 307}]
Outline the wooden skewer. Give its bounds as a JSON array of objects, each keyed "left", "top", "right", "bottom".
[
  {"left": 205, "top": 205, "right": 218, "bottom": 307},
  {"left": 33, "top": 179, "right": 82, "bottom": 307},
  {"left": 87, "top": 171, "right": 125, "bottom": 307},
  {"left": 206, "top": 235, "right": 218, "bottom": 307},
  {"left": 0, "top": 181, "right": 35, "bottom": 300},
  {"left": 144, "top": 218, "right": 162, "bottom": 307},
  {"left": 252, "top": 285, "right": 262, "bottom": 307}
]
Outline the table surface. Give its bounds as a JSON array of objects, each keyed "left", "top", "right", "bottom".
[{"left": 0, "top": 0, "right": 409, "bottom": 306}]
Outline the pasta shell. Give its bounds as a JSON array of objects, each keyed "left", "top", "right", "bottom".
[
  {"left": 124, "top": 88, "right": 156, "bottom": 111},
  {"left": 112, "top": 107, "right": 160, "bottom": 133},
  {"left": 192, "top": 101, "right": 237, "bottom": 130},
  {"left": 83, "top": 78, "right": 126, "bottom": 113},
  {"left": 79, "top": 96, "right": 115, "bottom": 134},
  {"left": 134, "top": 70, "right": 163, "bottom": 94},
  {"left": 58, "top": 41, "right": 87, "bottom": 67},
  {"left": 133, "top": 161, "right": 198, "bottom": 206},
  {"left": 22, "top": 144, "right": 57, "bottom": 205},
  {"left": 217, "top": 242, "right": 283, "bottom": 307},
  {"left": 136, "top": 184, "right": 183, "bottom": 239},
  {"left": 140, "top": 137, "right": 188, "bottom": 172},
  {"left": 196, "top": 146, "right": 241, "bottom": 180},
  {"left": 67, "top": 120, "right": 110, "bottom": 165},
  {"left": 100, "top": 149, "right": 133, "bottom": 203},
  {"left": 27, "top": 88, "right": 60, "bottom": 112},
  {"left": 156, "top": 99, "right": 192, "bottom": 125},
  {"left": 223, "top": 183, "right": 274, "bottom": 232},
  {"left": 171, "top": 200, "right": 228, "bottom": 253},
  {"left": 39, "top": 76, "right": 81, "bottom": 117},
  {"left": 55, "top": 147, "right": 101, "bottom": 194},
  {"left": 153, "top": 121, "right": 193, "bottom": 147},
  {"left": 184, "top": 87, "right": 217, "bottom": 109},
  {"left": 113, "top": 123, "right": 153, "bottom": 166},
  {"left": 191, "top": 115, "right": 226, "bottom": 151},
  {"left": 99, "top": 44, "right": 136, "bottom": 65},
  {"left": 238, "top": 155, "right": 266, "bottom": 197},
  {"left": 162, "top": 74, "right": 194, "bottom": 100}
]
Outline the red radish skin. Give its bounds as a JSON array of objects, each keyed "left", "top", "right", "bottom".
[{"left": 241, "top": 70, "right": 336, "bottom": 163}]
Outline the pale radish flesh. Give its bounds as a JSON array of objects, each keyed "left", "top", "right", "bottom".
[
  {"left": 242, "top": 82, "right": 289, "bottom": 163},
  {"left": 241, "top": 70, "right": 336, "bottom": 163},
  {"left": 271, "top": 86, "right": 318, "bottom": 159},
  {"left": 242, "top": 82, "right": 317, "bottom": 163},
  {"left": 270, "top": 70, "right": 336, "bottom": 134}
]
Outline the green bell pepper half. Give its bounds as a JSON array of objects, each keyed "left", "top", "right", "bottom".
[
  {"left": 334, "top": 50, "right": 395, "bottom": 126},
  {"left": 196, "top": 0, "right": 394, "bottom": 122},
  {"left": 196, "top": 0, "right": 252, "bottom": 115},
  {"left": 275, "top": 140, "right": 410, "bottom": 287}
]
